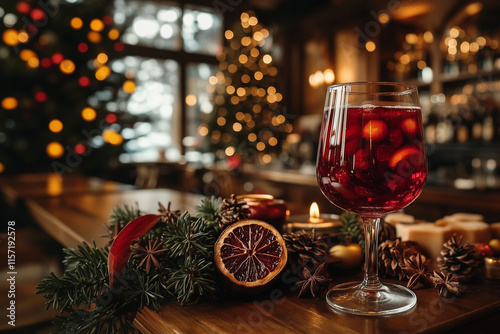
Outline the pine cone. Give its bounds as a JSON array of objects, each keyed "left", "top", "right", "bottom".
[
  {"left": 158, "top": 202, "right": 181, "bottom": 224},
  {"left": 378, "top": 220, "right": 397, "bottom": 243},
  {"left": 218, "top": 194, "right": 251, "bottom": 230},
  {"left": 284, "top": 230, "right": 328, "bottom": 267},
  {"left": 438, "top": 234, "right": 482, "bottom": 281},
  {"left": 378, "top": 239, "right": 422, "bottom": 280}
]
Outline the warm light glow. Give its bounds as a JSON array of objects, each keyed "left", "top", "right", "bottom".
[
  {"left": 108, "top": 28, "right": 120, "bottom": 40},
  {"left": 19, "top": 49, "right": 36, "bottom": 61},
  {"left": 241, "top": 74, "right": 250, "bottom": 83},
  {"left": 81, "top": 107, "right": 97, "bottom": 121},
  {"left": 27, "top": 57, "right": 39, "bottom": 68},
  {"left": 3, "top": 29, "right": 19, "bottom": 46},
  {"left": 324, "top": 69, "right": 335, "bottom": 84},
  {"left": 241, "top": 36, "right": 251, "bottom": 46},
  {"left": 449, "top": 27, "right": 460, "bottom": 38},
  {"left": 103, "top": 129, "right": 123, "bottom": 145},
  {"left": 256, "top": 142, "right": 265, "bottom": 151},
  {"left": 17, "top": 31, "right": 28, "bottom": 43},
  {"left": 250, "top": 48, "right": 259, "bottom": 57},
  {"left": 254, "top": 71, "right": 263, "bottom": 80},
  {"left": 209, "top": 75, "right": 218, "bottom": 85},
  {"left": 217, "top": 117, "right": 226, "bottom": 126},
  {"left": 477, "top": 36, "right": 486, "bottom": 47},
  {"left": 198, "top": 126, "right": 209, "bottom": 136},
  {"left": 225, "top": 30, "right": 234, "bottom": 39},
  {"left": 405, "top": 33, "right": 418, "bottom": 44},
  {"left": 0, "top": 163, "right": 4, "bottom": 174},
  {"left": 226, "top": 85, "right": 235, "bottom": 95},
  {"left": 240, "top": 12, "right": 249, "bottom": 22},
  {"left": 122, "top": 80, "right": 136, "bottom": 93},
  {"left": 465, "top": 2, "right": 483, "bottom": 15},
  {"left": 186, "top": 94, "right": 197, "bottom": 106},
  {"left": 309, "top": 202, "right": 320, "bottom": 219},
  {"left": 60, "top": 59, "right": 75, "bottom": 74},
  {"left": 238, "top": 54, "right": 248, "bottom": 64},
  {"left": 90, "top": 19, "right": 105, "bottom": 32},
  {"left": 233, "top": 122, "right": 242, "bottom": 132},
  {"left": 87, "top": 31, "right": 102, "bottom": 44},
  {"left": 96, "top": 53, "right": 108, "bottom": 64},
  {"left": 262, "top": 54, "right": 272, "bottom": 64},
  {"left": 49, "top": 119, "right": 63, "bottom": 133},
  {"left": 365, "top": 41, "right": 376, "bottom": 52},
  {"left": 248, "top": 16, "right": 258, "bottom": 26},
  {"left": 423, "top": 31, "right": 434, "bottom": 43},
  {"left": 248, "top": 133, "right": 257, "bottom": 142},
  {"left": 262, "top": 154, "right": 271, "bottom": 164},
  {"left": 1, "top": 97, "right": 18, "bottom": 110},
  {"left": 378, "top": 13, "right": 390, "bottom": 24},
  {"left": 460, "top": 41, "right": 470, "bottom": 53},
  {"left": 225, "top": 146, "right": 235, "bottom": 156},
  {"left": 47, "top": 173, "right": 62, "bottom": 196},
  {"left": 95, "top": 66, "right": 111, "bottom": 80},
  {"left": 71, "top": 17, "right": 83, "bottom": 29},
  {"left": 46, "top": 142, "right": 64, "bottom": 158}
]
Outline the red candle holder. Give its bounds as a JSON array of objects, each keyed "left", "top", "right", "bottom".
[{"left": 237, "top": 194, "right": 288, "bottom": 231}]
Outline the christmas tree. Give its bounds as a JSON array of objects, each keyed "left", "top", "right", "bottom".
[
  {"left": 201, "top": 11, "right": 293, "bottom": 166},
  {"left": 0, "top": 0, "right": 139, "bottom": 176}
]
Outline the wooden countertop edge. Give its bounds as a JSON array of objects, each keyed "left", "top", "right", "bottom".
[{"left": 26, "top": 198, "right": 86, "bottom": 248}]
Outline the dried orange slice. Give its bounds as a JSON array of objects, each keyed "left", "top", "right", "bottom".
[{"left": 214, "top": 219, "right": 288, "bottom": 292}]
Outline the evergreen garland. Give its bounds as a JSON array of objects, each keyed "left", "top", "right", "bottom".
[{"left": 36, "top": 197, "right": 223, "bottom": 333}]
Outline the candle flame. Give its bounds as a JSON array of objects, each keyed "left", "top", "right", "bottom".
[{"left": 309, "top": 202, "right": 320, "bottom": 219}]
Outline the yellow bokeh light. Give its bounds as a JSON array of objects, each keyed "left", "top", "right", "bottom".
[
  {"left": 3, "top": 29, "right": 19, "bottom": 46},
  {"left": 233, "top": 122, "right": 243, "bottom": 132},
  {"left": 324, "top": 69, "right": 335, "bottom": 84},
  {"left": 240, "top": 12, "right": 249, "bottom": 22},
  {"left": 269, "top": 137, "right": 278, "bottom": 146},
  {"left": 46, "top": 142, "right": 64, "bottom": 159},
  {"left": 241, "top": 74, "right": 250, "bottom": 83},
  {"left": 217, "top": 117, "right": 226, "bottom": 126},
  {"left": 96, "top": 53, "right": 108, "bottom": 64},
  {"left": 267, "top": 86, "right": 276, "bottom": 95},
  {"left": 449, "top": 27, "right": 460, "bottom": 38},
  {"left": 225, "top": 30, "right": 234, "bottom": 39},
  {"left": 250, "top": 48, "right": 259, "bottom": 57},
  {"left": 1, "top": 97, "right": 18, "bottom": 110},
  {"left": 248, "top": 16, "right": 258, "bottom": 26},
  {"left": 248, "top": 133, "right": 257, "bottom": 142},
  {"left": 226, "top": 85, "right": 235, "bottom": 95},
  {"left": 103, "top": 129, "right": 123, "bottom": 145},
  {"left": 262, "top": 54, "right": 272, "bottom": 64},
  {"left": 71, "top": 17, "right": 83, "bottom": 29},
  {"left": 378, "top": 13, "right": 390, "bottom": 24},
  {"left": 81, "top": 107, "right": 97, "bottom": 121},
  {"left": 209, "top": 76, "right": 218, "bottom": 85},
  {"left": 253, "top": 31, "right": 264, "bottom": 42},
  {"left": 423, "top": 31, "right": 434, "bottom": 43},
  {"left": 228, "top": 64, "right": 237, "bottom": 73},
  {"left": 27, "top": 57, "right": 39, "bottom": 68},
  {"left": 256, "top": 142, "right": 266, "bottom": 151},
  {"left": 49, "top": 119, "right": 63, "bottom": 133},
  {"left": 17, "top": 31, "right": 29, "bottom": 43},
  {"left": 95, "top": 66, "right": 111, "bottom": 80},
  {"left": 0, "top": 163, "right": 4, "bottom": 174},
  {"left": 236, "top": 87, "right": 245, "bottom": 96},
  {"left": 87, "top": 31, "right": 102, "bottom": 44},
  {"left": 122, "top": 80, "right": 136, "bottom": 94},
  {"left": 60, "top": 59, "right": 75, "bottom": 74},
  {"left": 108, "top": 28, "right": 120, "bottom": 40},
  {"left": 254, "top": 71, "right": 263, "bottom": 80},
  {"left": 262, "top": 154, "right": 272, "bottom": 164},
  {"left": 225, "top": 146, "right": 235, "bottom": 156},
  {"left": 400, "top": 54, "right": 410, "bottom": 65},
  {"left": 230, "top": 96, "right": 239, "bottom": 105},
  {"left": 186, "top": 94, "right": 197, "bottom": 106},
  {"left": 241, "top": 36, "right": 251, "bottom": 46},
  {"left": 365, "top": 41, "right": 376, "bottom": 52},
  {"left": 20, "top": 49, "right": 36, "bottom": 61},
  {"left": 198, "top": 126, "right": 209, "bottom": 136},
  {"left": 90, "top": 19, "right": 105, "bottom": 32},
  {"left": 239, "top": 54, "right": 248, "bottom": 64}
]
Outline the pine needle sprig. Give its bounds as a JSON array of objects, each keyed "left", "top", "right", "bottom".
[
  {"left": 195, "top": 195, "right": 223, "bottom": 227},
  {"left": 339, "top": 211, "right": 364, "bottom": 249},
  {"left": 123, "top": 270, "right": 170, "bottom": 312},
  {"left": 166, "top": 255, "right": 218, "bottom": 306},
  {"left": 36, "top": 242, "right": 109, "bottom": 311},
  {"left": 161, "top": 212, "right": 218, "bottom": 259},
  {"left": 109, "top": 203, "right": 142, "bottom": 231}
]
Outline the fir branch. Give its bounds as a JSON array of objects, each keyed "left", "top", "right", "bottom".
[
  {"left": 166, "top": 256, "right": 218, "bottom": 306},
  {"left": 109, "top": 203, "right": 141, "bottom": 230},
  {"left": 36, "top": 242, "right": 109, "bottom": 312},
  {"left": 161, "top": 212, "right": 218, "bottom": 259},
  {"left": 195, "top": 195, "right": 223, "bottom": 226}
]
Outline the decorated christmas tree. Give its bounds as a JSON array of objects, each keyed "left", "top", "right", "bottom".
[
  {"left": 0, "top": 0, "right": 139, "bottom": 176},
  {"left": 201, "top": 11, "right": 293, "bottom": 166}
]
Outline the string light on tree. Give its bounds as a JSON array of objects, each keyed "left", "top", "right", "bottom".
[{"left": 202, "top": 12, "right": 292, "bottom": 165}]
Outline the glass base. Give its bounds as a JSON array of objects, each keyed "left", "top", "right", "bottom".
[{"left": 326, "top": 281, "right": 416, "bottom": 316}]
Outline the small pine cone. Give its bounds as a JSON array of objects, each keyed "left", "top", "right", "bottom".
[
  {"left": 284, "top": 230, "right": 328, "bottom": 267},
  {"left": 438, "top": 234, "right": 482, "bottom": 281},
  {"left": 378, "top": 220, "right": 397, "bottom": 243},
  {"left": 378, "top": 239, "right": 421, "bottom": 280},
  {"left": 218, "top": 194, "right": 251, "bottom": 230},
  {"left": 158, "top": 202, "right": 181, "bottom": 224}
]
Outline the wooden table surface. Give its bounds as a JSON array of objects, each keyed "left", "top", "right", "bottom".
[{"left": 2, "top": 173, "right": 500, "bottom": 333}]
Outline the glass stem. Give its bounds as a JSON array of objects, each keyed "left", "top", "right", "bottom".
[{"left": 361, "top": 216, "right": 382, "bottom": 290}]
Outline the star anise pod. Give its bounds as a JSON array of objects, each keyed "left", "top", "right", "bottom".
[
  {"left": 103, "top": 222, "right": 122, "bottom": 246},
  {"left": 158, "top": 201, "right": 181, "bottom": 224},
  {"left": 130, "top": 238, "right": 167, "bottom": 274},
  {"left": 402, "top": 253, "right": 432, "bottom": 289},
  {"left": 430, "top": 271, "right": 464, "bottom": 298},
  {"left": 296, "top": 263, "right": 330, "bottom": 298}
]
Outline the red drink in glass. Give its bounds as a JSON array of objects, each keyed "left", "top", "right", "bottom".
[{"left": 317, "top": 105, "right": 427, "bottom": 216}]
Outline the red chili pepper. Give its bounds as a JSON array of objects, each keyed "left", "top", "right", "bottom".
[{"left": 108, "top": 214, "right": 159, "bottom": 287}]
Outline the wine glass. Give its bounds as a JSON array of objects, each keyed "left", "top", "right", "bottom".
[{"left": 316, "top": 82, "right": 427, "bottom": 316}]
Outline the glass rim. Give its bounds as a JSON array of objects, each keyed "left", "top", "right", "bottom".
[{"left": 327, "top": 81, "right": 418, "bottom": 96}]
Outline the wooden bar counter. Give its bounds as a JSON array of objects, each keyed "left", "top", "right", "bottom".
[{"left": 2, "top": 173, "right": 499, "bottom": 333}]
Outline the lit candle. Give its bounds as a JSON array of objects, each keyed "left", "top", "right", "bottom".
[{"left": 284, "top": 202, "right": 340, "bottom": 234}]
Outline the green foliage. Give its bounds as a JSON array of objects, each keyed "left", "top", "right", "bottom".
[
  {"left": 37, "top": 196, "right": 225, "bottom": 333},
  {"left": 109, "top": 203, "right": 142, "bottom": 231},
  {"left": 339, "top": 211, "right": 364, "bottom": 250}
]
